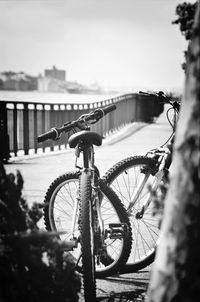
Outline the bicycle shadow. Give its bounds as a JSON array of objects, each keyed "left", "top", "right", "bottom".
[
  {"left": 96, "top": 289, "right": 146, "bottom": 302},
  {"left": 96, "top": 270, "right": 149, "bottom": 301},
  {"left": 93, "top": 269, "right": 150, "bottom": 301}
]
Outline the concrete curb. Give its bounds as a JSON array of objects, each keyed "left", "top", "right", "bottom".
[{"left": 103, "top": 122, "right": 147, "bottom": 146}]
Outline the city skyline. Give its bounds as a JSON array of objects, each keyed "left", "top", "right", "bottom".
[{"left": 0, "top": 0, "right": 195, "bottom": 93}]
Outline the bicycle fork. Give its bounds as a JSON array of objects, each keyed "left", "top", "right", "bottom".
[
  {"left": 127, "top": 172, "right": 151, "bottom": 213},
  {"left": 127, "top": 155, "right": 166, "bottom": 219},
  {"left": 134, "top": 169, "right": 164, "bottom": 219}
]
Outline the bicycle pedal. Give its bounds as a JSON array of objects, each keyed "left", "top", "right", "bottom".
[
  {"left": 62, "top": 238, "right": 78, "bottom": 251},
  {"left": 108, "top": 223, "right": 129, "bottom": 239}
]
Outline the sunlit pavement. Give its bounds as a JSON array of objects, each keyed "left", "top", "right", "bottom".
[
  {"left": 77, "top": 269, "right": 149, "bottom": 301},
  {"left": 4, "top": 105, "right": 171, "bottom": 301}
]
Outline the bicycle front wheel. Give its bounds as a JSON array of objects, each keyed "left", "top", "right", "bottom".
[
  {"left": 43, "top": 171, "right": 132, "bottom": 278},
  {"left": 79, "top": 171, "right": 96, "bottom": 302},
  {"left": 104, "top": 156, "right": 165, "bottom": 272}
]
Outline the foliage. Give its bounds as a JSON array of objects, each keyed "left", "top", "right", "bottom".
[
  {"left": 172, "top": 1, "right": 198, "bottom": 70},
  {"left": 0, "top": 163, "right": 81, "bottom": 302},
  {"left": 173, "top": 1, "right": 198, "bottom": 40}
]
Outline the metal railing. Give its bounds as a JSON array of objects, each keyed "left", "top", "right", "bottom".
[{"left": 0, "top": 93, "right": 163, "bottom": 160}]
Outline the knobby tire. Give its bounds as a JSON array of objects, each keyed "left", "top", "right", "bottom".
[
  {"left": 43, "top": 171, "right": 132, "bottom": 277},
  {"left": 79, "top": 171, "right": 96, "bottom": 302},
  {"left": 104, "top": 156, "right": 165, "bottom": 273}
]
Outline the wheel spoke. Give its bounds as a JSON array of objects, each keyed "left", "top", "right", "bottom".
[{"left": 104, "top": 156, "right": 165, "bottom": 271}]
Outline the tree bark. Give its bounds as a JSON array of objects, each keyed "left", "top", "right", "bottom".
[{"left": 147, "top": 2, "right": 200, "bottom": 302}]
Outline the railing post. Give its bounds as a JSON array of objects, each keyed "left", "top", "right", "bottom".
[
  {"left": 13, "top": 103, "right": 18, "bottom": 156},
  {"left": 50, "top": 104, "right": 54, "bottom": 152},
  {"left": 0, "top": 101, "right": 10, "bottom": 161},
  {"left": 42, "top": 104, "right": 46, "bottom": 153},
  {"left": 23, "top": 103, "right": 29, "bottom": 155},
  {"left": 34, "top": 104, "right": 38, "bottom": 154}
]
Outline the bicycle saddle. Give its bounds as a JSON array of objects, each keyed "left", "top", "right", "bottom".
[{"left": 68, "top": 131, "right": 102, "bottom": 148}]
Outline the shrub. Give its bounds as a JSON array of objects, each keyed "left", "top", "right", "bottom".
[{"left": 0, "top": 163, "right": 81, "bottom": 302}]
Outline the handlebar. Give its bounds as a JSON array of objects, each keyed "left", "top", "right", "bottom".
[
  {"left": 139, "top": 90, "right": 180, "bottom": 112},
  {"left": 139, "top": 90, "right": 180, "bottom": 136},
  {"left": 37, "top": 104, "right": 116, "bottom": 143},
  {"left": 102, "top": 104, "right": 116, "bottom": 115},
  {"left": 37, "top": 128, "right": 58, "bottom": 142}
]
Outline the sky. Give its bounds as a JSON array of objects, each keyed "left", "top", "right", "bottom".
[{"left": 0, "top": 0, "right": 195, "bottom": 93}]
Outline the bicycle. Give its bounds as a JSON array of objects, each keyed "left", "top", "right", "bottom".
[
  {"left": 37, "top": 104, "right": 132, "bottom": 301},
  {"left": 103, "top": 91, "right": 180, "bottom": 273}
]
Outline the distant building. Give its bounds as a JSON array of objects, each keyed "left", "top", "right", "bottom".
[
  {"left": 44, "top": 66, "right": 66, "bottom": 81},
  {"left": 0, "top": 72, "right": 37, "bottom": 91},
  {"left": 0, "top": 66, "right": 103, "bottom": 94},
  {"left": 38, "top": 66, "right": 67, "bottom": 92},
  {"left": 38, "top": 76, "right": 67, "bottom": 93}
]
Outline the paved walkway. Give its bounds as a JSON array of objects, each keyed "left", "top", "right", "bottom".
[{"left": 4, "top": 105, "right": 172, "bottom": 301}]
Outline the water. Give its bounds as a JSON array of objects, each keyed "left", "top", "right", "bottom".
[{"left": 0, "top": 90, "right": 120, "bottom": 104}]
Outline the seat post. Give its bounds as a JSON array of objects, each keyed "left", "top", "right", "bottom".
[{"left": 82, "top": 145, "right": 90, "bottom": 169}]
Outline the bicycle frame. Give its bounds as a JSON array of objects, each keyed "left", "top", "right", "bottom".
[
  {"left": 127, "top": 100, "right": 178, "bottom": 218},
  {"left": 70, "top": 138, "right": 105, "bottom": 250},
  {"left": 132, "top": 150, "right": 170, "bottom": 218}
]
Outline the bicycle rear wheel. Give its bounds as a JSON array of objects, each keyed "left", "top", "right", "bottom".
[
  {"left": 104, "top": 156, "right": 166, "bottom": 272},
  {"left": 43, "top": 171, "right": 132, "bottom": 277}
]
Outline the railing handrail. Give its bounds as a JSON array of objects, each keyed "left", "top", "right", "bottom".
[{"left": 0, "top": 93, "right": 136, "bottom": 105}]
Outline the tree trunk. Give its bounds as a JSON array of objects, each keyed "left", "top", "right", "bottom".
[{"left": 147, "top": 2, "right": 200, "bottom": 302}]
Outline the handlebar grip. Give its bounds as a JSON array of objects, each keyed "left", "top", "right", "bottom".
[
  {"left": 37, "top": 128, "right": 58, "bottom": 143},
  {"left": 102, "top": 104, "right": 116, "bottom": 115}
]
